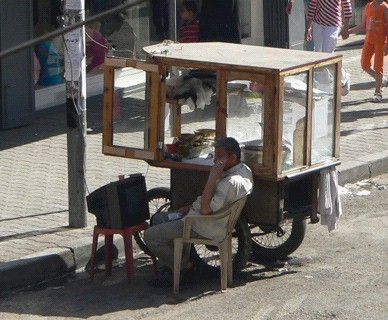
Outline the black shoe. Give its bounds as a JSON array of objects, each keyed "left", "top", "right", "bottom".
[
  {"left": 148, "top": 266, "right": 174, "bottom": 288},
  {"left": 85, "top": 245, "right": 119, "bottom": 274},
  {"left": 179, "top": 266, "right": 199, "bottom": 285}
]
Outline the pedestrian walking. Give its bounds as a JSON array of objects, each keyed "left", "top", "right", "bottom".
[
  {"left": 349, "top": 0, "right": 388, "bottom": 103},
  {"left": 305, "top": 0, "right": 353, "bottom": 95}
]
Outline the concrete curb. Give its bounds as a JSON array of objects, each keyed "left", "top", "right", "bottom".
[
  {"left": 338, "top": 151, "right": 388, "bottom": 185},
  {"left": 0, "top": 237, "right": 123, "bottom": 293},
  {"left": 0, "top": 247, "right": 78, "bottom": 293}
]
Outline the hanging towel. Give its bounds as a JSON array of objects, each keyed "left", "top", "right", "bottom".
[{"left": 318, "top": 167, "right": 342, "bottom": 232}]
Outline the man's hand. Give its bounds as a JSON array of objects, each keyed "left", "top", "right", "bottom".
[
  {"left": 285, "top": 0, "right": 294, "bottom": 15},
  {"left": 200, "top": 159, "right": 227, "bottom": 215},
  {"left": 209, "top": 159, "right": 226, "bottom": 180},
  {"left": 341, "top": 28, "right": 350, "bottom": 40},
  {"left": 341, "top": 18, "right": 350, "bottom": 40},
  {"left": 178, "top": 205, "right": 192, "bottom": 217},
  {"left": 305, "top": 27, "right": 312, "bottom": 41},
  {"left": 305, "top": 18, "right": 313, "bottom": 41}
]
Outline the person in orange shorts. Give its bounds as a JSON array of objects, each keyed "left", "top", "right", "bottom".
[{"left": 349, "top": 0, "right": 388, "bottom": 102}]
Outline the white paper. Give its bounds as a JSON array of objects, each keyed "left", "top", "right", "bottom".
[
  {"left": 181, "top": 153, "right": 214, "bottom": 166},
  {"left": 65, "top": 0, "right": 84, "bottom": 10},
  {"left": 64, "top": 29, "right": 82, "bottom": 80}
]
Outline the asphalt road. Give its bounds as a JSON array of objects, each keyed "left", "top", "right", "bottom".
[{"left": 0, "top": 174, "right": 387, "bottom": 320}]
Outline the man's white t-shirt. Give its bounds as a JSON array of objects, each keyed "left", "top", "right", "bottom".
[{"left": 188, "top": 162, "right": 253, "bottom": 241}]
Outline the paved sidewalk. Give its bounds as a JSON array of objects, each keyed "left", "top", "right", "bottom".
[
  {"left": 1, "top": 35, "right": 387, "bottom": 293},
  {"left": 336, "top": 35, "right": 388, "bottom": 183}
]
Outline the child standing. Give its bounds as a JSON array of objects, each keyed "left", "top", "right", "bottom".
[
  {"left": 178, "top": 1, "right": 200, "bottom": 43},
  {"left": 349, "top": 0, "right": 388, "bottom": 102}
]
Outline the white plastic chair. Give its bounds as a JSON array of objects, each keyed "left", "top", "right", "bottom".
[{"left": 173, "top": 196, "right": 247, "bottom": 293}]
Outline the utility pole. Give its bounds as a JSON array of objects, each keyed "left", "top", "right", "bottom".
[{"left": 63, "top": 0, "right": 87, "bottom": 227}]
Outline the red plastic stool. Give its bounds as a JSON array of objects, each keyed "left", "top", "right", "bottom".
[{"left": 89, "top": 222, "right": 158, "bottom": 282}]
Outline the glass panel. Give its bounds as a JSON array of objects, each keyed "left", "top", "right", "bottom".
[
  {"left": 283, "top": 72, "right": 308, "bottom": 170},
  {"left": 112, "top": 67, "right": 149, "bottom": 150},
  {"left": 226, "top": 80, "right": 264, "bottom": 166},
  {"left": 311, "top": 65, "right": 336, "bottom": 163},
  {"left": 164, "top": 67, "right": 217, "bottom": 162},
  {"left": 150, "top": 0, "right": 171, "bottom": 42},
  {"left": 239, "top": 0, "right": 252, "bottom": 39},
  {"left": 108, "top": 2, "right": 150, "bottom": 60}
]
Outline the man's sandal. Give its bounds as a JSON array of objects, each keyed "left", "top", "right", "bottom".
[{"left": 372, "top": 92, "right": 382, "bottom": 103}]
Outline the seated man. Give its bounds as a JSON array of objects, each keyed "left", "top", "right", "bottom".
[{"left": 144, "top": 137, "right": 254, "bottom": 287}]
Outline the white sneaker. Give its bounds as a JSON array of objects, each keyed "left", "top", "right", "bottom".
[
  {"left": 341, "top": 73, "right": 350, "bottom": 96},
  {"left": 372, "top": 92, "right": 382, "bottom": 103}
]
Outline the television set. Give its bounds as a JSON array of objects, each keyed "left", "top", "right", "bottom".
[{"left": 87, "top": 173, "right": 150, "bottom": 229}]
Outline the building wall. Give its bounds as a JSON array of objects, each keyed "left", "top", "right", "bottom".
[{"left": 27, "top": 0, "right": 367, "bottom": 113}]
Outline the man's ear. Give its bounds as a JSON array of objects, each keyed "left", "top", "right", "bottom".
[{"left": 230, "top": 153, "right": 238, "bottom": 163}]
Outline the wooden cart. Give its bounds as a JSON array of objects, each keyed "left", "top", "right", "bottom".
[{"left": 102, "top": 42, "right": 342, "bottom": 270}]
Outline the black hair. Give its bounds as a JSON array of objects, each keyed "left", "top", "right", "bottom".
[
  {"left": 214, "top": 137, "right": 241, "bottom": 161},
  {"left": 181, "top": 1, "right": 198, "bottom": 15}
]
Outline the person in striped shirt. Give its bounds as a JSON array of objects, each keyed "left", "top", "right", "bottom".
[
  {"left": 305, "top": 0, "right": 353, "bottom": 95},
  {"left": 178, "top": 1, "right": 200, "bottom": 43}
]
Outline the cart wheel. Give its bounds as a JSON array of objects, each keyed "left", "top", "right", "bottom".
[
  {"left": 190, "top": 215, "right": 252, "bottom": 275},
  {"left": 251, "top": 218, "right": 307, "bottom": 259},
  {"left": 134, "top": 187, "right": 172, "bottom": 254}
]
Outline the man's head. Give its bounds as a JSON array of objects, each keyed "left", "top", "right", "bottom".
[{"left": 214, "top": 137, "right": 241, "bottom": 169}]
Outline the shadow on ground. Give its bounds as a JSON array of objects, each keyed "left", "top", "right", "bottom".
[
  {"left": 0, "top": 255, "right": 300, "bottom": 318},
  {"left": 0, "top": 96, "right": 105, "bottom": 151}
]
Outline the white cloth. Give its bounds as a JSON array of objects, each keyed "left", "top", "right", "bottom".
[
  {"left": 318, "top": 167, "right": 342, "bottom": 232},
  {"left": 166, "top": 76, "right": 213, "bottom": 110}
]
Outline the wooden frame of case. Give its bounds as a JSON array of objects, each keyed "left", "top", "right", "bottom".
[{"left": 102, "top": 43, "right": 342, "bottom": 181}]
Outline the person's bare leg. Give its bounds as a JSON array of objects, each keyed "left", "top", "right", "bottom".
[
  {"left": 375, "top": 72, "right": 383, "bottom": 94},
  {"left": 363, "top": 67, "right": 377, "bottom": 81},
  {"left": 363, "top": 67, "right": 383, "bottom": 94}
]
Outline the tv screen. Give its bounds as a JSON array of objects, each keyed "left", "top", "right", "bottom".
[{"left": 87, "top": 174, "right": 149, "bottom": 228}]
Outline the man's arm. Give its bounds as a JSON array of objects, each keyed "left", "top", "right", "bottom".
[
  {"left": 348, "top": 15, "right": 366, "bottom": 35},
  {"left": 340, "top": 0, "right": 353, "bottom": 40},
  {"left": 305, "top": 17, "right": 313, "bottom": 41},
  {"left": 305, "top": 0, "right": 316, "bottom": 41},
  {"left": 341, "top": 17, "right": 351, "bottom": 40},
  {"left": 200, "top": 160, "right": 226, "bottom": 215}
]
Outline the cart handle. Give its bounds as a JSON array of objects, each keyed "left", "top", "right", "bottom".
[{"left": 284, "top": 161, "right": 341, "bottom": 180}]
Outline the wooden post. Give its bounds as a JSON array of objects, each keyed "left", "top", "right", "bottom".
[{"left": 63, "top": 0, "right": 87, "bottom": 227}]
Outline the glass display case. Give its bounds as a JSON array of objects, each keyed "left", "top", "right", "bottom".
[{"left": 102, "top": 42, "right": 341, "bottom": 181}]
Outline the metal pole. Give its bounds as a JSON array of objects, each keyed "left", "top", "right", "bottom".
[{"left": 63, "top": 0, "right": 87, "bottom": 227}]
